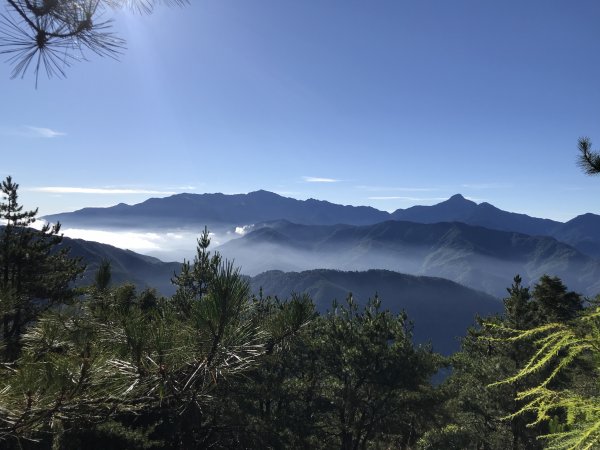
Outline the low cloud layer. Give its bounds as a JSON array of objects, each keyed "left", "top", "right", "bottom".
[{"left": 59, "top": 226, "right": 246, "bottom": 262}]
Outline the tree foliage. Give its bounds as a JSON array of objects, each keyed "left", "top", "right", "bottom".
[
  {"left": 485, "top": 304, "right": 600, "bottom": 449},
  {"left": 427, "top": 275, "right": 585, "bottom": 449},
  {"left": 0, "top": 0, "right": 188, "bottom": 84},
  {"left": 577, "top": 137, "right": 600, "bottom": 175},
  {"left": 0, "top": 175, "right": 83, "bottom": 361},
  {"left": 4, "top": 175, "right": 598, "bottom": 449}
]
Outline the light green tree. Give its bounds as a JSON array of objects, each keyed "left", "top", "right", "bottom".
[{"left": 472, "top": 138, "right": 600, "bottom": 449}]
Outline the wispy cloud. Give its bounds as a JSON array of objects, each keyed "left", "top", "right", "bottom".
[
  {"left": 368, "top": 196, "right": 448, "bottom": 201},
  {"left": 302, "top": 176, "right": 340, "bottom": 183},
  {"left": 30, "top": 187, "right": 177, "bottom": 195},
  {"left": 26, "top": 126, "right": 66, "bottom": 138},
  {"left": 0, "top": 126, "right": 66, "bottom": 138},
  {"left": 461, "top": 182, "right": 512, "bottom": 189}
]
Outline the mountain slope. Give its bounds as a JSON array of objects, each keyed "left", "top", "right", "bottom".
[
  {"left": 60, "top": 237, "right": 181, "bottom": 295},
  {"left": 250, "top": 269, "right": 502, "bottom": 354},
  {"left": 220, "top": 220, "right": 600, "bottom": 297},
  {"left": 550, "top": 213, "right": 600, "bottom": 259}
]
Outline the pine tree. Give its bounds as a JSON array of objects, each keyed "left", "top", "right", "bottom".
[{"left": 0, "top": 176, "right": 83, "bottom": 361}]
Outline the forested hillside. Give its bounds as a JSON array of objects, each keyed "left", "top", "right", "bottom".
[{"left": 249, "top": 269, "right": 501, "bottom": 354}]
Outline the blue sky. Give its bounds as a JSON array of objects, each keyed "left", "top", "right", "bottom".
[{"left": 2, "top": 0, "right": 600, "bottom": 221}]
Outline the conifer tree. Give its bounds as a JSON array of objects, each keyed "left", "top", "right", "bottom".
[{"left": 0, "top": 175, "right": 83, "bottom": 361}]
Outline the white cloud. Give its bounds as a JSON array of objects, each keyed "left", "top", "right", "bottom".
[
  {"left": 235, "top": 225, "right": 253, "bottom": 236},
  {"left": 62, "top": 229, "right": 162, "bottom": 251},
  {"left": 302, "top": 176, "right": 340, "bottom": 183},
  {"left": 30, "top": 187, "right": 177, "bottom": 195},
  {"left": 25, "top": 126, "right": 66, "bottom": 138},
  {"left": 58, "top": 227, "right": 233, "bottom": 262}
]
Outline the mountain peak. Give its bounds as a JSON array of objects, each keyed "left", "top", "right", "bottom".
[
  {"left": 247, "top": 189, "right": 282, "bottom": 198},
  {"left": 447, "top": 194, "right": 470, "bottom": 202}
]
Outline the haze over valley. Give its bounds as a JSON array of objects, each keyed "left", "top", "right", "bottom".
[{"left": 41, "top": 190, "right": 600, "bottom": 297}]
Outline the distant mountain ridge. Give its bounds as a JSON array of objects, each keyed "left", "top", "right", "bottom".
[
  {"left": 42, "top": 190, "right": 600, "bottom": 259},
  {"left": 43, "top": 190, "right": 389, "bottom": 228},
  {"left": 219, "top": 219, "right": 600, "bottom": 297},
  {"left": 390, "top": 194, "right": 560, "bottom": 236}
]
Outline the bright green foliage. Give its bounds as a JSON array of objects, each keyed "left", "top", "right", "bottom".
[
  {"left": 429, "top": 316, "right": 540, "bottom": 450},
  {"left": 487, "top": 307, "right": 600, "bottom": 450},
  {"left": 0, "top": 176, "right": 84, "bottom": 361},
  {"left": 431, "top": 275, "right": 584, "bottom": 449}
]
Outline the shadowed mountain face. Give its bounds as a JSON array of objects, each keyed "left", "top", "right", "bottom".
[
  {"left": 60, "top": 236, "right": 181, "bottom": 296},
  {"left": 219, "top": 220, "right": 600, "bottom": 297},
  {"left": 249, "top": 269, "right": 502, "bottom": 355},
  {"left": 551, "top": 213, "right": 600, "bottom": 259}
]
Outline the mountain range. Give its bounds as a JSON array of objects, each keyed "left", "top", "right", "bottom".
[
  {"left": 43, "top": 191, "right": 600, "bottom": 259},
  {"left": 43, "top": 190, "right": 388, "bottom": 228},
  {"left": 219, "top": 219, "right": 600, "bottom": 297}
]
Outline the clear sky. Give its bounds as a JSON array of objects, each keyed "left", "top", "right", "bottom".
[{"left": 2, "top": 0, "right": 600, "bottom": 222}]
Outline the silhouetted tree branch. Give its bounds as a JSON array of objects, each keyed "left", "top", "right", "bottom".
[
  {"left": 0, "top": 0, "right": 188, "bottom": 85},
  {"left": 577, "top": 137, "right": 600, "bottom": 175}
]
